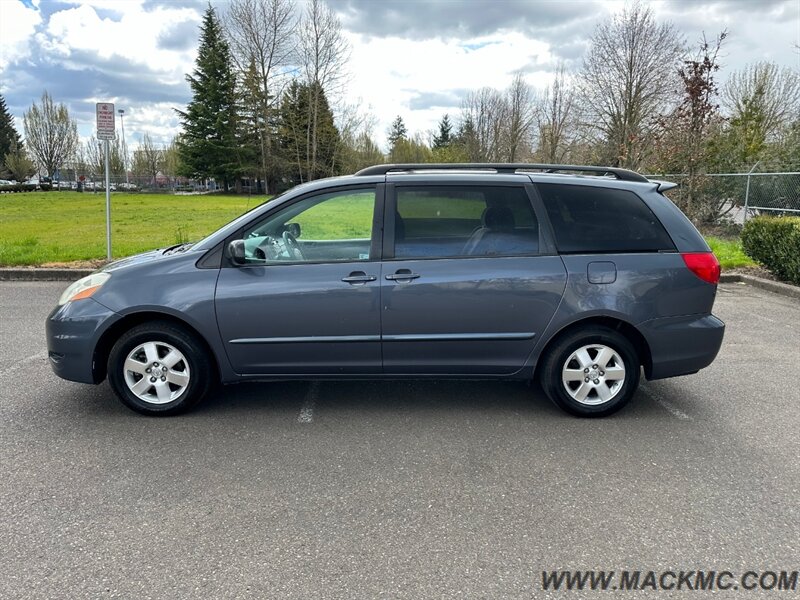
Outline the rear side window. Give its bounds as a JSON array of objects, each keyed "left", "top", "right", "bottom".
[
  {"left": 537, "top": 183, "right": 675, "bottom": 253},
  {"left": 393, "top": 186, "right": 539, "bottom": 259}
]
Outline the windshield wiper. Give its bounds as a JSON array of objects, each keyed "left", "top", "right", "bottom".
[{"left": 162, "top": 242, "right": 194, "bottom": 255}]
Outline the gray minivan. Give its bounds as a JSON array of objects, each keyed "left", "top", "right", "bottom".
[{"left": 46, "top": 163, "right": 724, "bottom": 417}]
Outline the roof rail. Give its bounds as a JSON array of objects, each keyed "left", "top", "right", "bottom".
[{"left": 354, "top": 163, "right": 650, "bottom": 183}]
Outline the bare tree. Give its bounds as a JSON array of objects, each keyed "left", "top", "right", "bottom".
[
  {"left": 503, "top": 73, "right": 536, "bottom": 161},
  {"left": 460, "top": 87, "right": 508, "bottom": 161},
  {"left": 578, "top": 2, "right": 684, "bottom": 168},
  {"left": 458, "top": 76, "right": 536, "bottom": 162},
  {"left": 298, "top": 0, "right": 350, "bottom": 180},
  {"left": 332, "top": 100, "right": 378, "bottom": 173},
  {"left": 161, "top": 136, "right": 183, "bottom": 188},
  {"left": 73, "top": 143, "right": 89, "bottom": 180},
  {"left": 224, "top": 0, "right": 296, "bottom": 192},
  {"left": 723, "top": 62, "right": 800, "bottom": 144},
  {"left": 23, "top": 91, "right": 79, "bottom": 177},
  {"left": 84, "top": 136, "right": 125, "bottom": 181},
  {"left": 536, "top": 64, "right": 577, "bottom": 163},
  {"left": 133, "top": 133, "right": 164, "bottom": 186}
]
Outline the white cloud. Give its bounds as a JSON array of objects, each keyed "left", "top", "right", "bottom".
[
  {"left": 57, "top": 0, "right": 146, "bottom": 9},
  {"left": 651, "top": 0, "right": 800, "bottom": 73},
  {"left": 0, "top": 0, "right": 42, "bottom": 70},
  {"left": 344, "top": 30, "right": 555, "bottom": 148},
  {"left": 42, "top": 2, "right": 200, "bottom": 78},
  {"left": 125, "top": 102, "right": 182, "bottom": 144}
]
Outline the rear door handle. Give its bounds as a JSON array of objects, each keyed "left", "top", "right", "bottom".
[
  {"left": 385, "top": 269, "right": 420, "bottom": 281},
  {"left": 341, "top": 271, "right": 377, "bottom": 284}
]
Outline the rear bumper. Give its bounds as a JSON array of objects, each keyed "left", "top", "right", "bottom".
[
  {"left": 639, "top": 313, "right": 725, "bottom": 380},
  {"left": 46, "top": 298, "right": 119, "bottom": 384}
]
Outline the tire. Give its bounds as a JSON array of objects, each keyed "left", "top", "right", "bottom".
[
  {"left": 539, "top": 326, "right": 640, "bottom": 418},
  {"left": 107, "top": 321, "right": 213, "bottom": 416}
]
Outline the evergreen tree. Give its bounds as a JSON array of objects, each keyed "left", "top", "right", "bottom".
[
  {"left": 278, "top": 81, "right": 341, "bottom": 186},
  {"left": 432, "top": 114, "right": 453, "bottom": 149},
  {"left": 278, "top": 80, "right": 307, "bottom": 185},
  {"left": 176, "top": 5, "right": 238, "bottom": 189},
  {"left": 455, "top": 115, "right": 480, "bottom": 161},
  {"left": 387, "top": 116, "right": 407, "bottom": 156},
  {"left": 0, "top": 94, "right": 22, "bottom": 176},
  {"left": 234, "top": 58, "right": 266, "bottom": 191}
]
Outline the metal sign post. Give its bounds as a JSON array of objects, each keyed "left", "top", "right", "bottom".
[
  {"left": 104, "top": 140, "right": 111, "bottom": 260},
  {"left": 96, "top": 102, "right": 116, "bottom": 260}
]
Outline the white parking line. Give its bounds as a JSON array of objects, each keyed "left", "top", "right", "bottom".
[
  {"left": 640, "top": 386, "right": 691, "bottom": 420},
  {"left": 1, "top": 351, "right": 48, "bottom": 381},
  {"left": 297, "top": 381, "right": 319, "bottom": 423},
  {"left": 748, "top": 312, "right": 775, "bottom": 323}
]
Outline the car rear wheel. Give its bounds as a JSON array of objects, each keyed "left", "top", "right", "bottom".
[
  {"left": 107, "top": 321, "right": 213, "bottom": 416},
  {"left": 539, "top": 326, "right": 640, "bottom": 417}
]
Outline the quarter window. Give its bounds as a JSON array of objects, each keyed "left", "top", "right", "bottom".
[
  {"left": 393, "top": 186, "right": 539, "bottom": 259},
  {"left": 537, "top": 183, "right": 675, "bottom": 253}
]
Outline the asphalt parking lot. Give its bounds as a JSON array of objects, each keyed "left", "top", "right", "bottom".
[{"left": 1, "top": 281, "right": 798, "bottom": 598}]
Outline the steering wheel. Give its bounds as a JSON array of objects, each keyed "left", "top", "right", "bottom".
[
  {"left": 254, "top": 235, "right": 278, "bottom": 260},
  {"left": 282, "top": 231, "right": 305, "bottom": 261}
]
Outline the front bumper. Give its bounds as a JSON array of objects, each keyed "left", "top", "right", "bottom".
[
  {"left": 639, "top": 313, "right": 725, "bottom": 380},
  {"left": 46, "top": 298, "right": 120, "bottom": 384}
]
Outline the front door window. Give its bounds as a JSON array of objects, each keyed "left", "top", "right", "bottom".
[{"left": 241, "top": 188, "right": 376, "bottom": 264}]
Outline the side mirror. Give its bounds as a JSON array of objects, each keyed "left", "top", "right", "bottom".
[
  {"left": 228, "top": 239, "right": 246, "bottom": 265},
  {"left": 286, "top": 222, "right": 301, "bottom": 238}
]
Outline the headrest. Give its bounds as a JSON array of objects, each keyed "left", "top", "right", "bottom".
[{"left": 482, "top": 205, "right": 515, "bottom": 230}]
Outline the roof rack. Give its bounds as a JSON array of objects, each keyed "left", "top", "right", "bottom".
[{"left": 354, "top": 163, "right": 650, "bottom": 183}]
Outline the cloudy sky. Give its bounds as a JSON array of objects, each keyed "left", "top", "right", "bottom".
[{"left": 0, "top": 0, "right": 798, "bottom": 151}]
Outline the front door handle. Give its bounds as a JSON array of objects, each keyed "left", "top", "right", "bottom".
[
  {"left": 342, "top": 271, "right": 377, "bottom": 284},
  {"left": 385, "top": 269, "right": 420, "bottom": 282}
]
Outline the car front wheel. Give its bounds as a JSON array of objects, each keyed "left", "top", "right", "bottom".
[
  {"left": 107, "top": 321, "right": 213, "bottom": 416},
  {"left": 539, "top": 326, "right": 640, "bottom": 417}
]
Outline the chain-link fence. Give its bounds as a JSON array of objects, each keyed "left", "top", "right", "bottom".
[
  {"left": 35, "top": 171, "right": 214, "bottom": 194},
  {"left": 648, "top": 170, "right": 800, "bottom": 223}
]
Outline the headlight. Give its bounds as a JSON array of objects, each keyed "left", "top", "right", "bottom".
[{"left": 58, "top": 273, "right": 111, "bottom": 306}]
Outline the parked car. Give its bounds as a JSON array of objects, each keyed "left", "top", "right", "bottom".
[{"left": 47, "top": 163, "right": 724, "bottom": 417}]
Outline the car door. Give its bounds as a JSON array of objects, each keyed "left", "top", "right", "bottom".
[
  {"left": 380, "top": 181, "right": 567, "bottom": 375},
  {"left": 215, "top": 185, "right": 383, "bottom": 375}
]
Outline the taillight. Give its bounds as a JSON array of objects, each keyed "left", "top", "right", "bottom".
[{"left": 682, "top": 252, "right": 721, "bottom": 285}]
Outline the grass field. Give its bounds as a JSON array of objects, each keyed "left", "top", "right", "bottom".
[
  {"left": 0, "top": 190, "right": 758, "bottom": 269},
  {"left": 0, "top": 191, "right": 267, "bottom": 265}
]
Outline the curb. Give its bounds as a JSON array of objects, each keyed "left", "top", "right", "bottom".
[
  {"left": 0, "top": 268, "right": 94, "bottom": 282},
  {"left": 720, "top": 274, "right": 800, "bottom": 300}
]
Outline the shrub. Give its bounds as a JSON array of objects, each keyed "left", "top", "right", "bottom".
[
  {"left": 0, "top": 183, "right": 39, "bottom": 193},
  {"left": 741, "top": 216, "right": 800, "bottom": 284}
]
